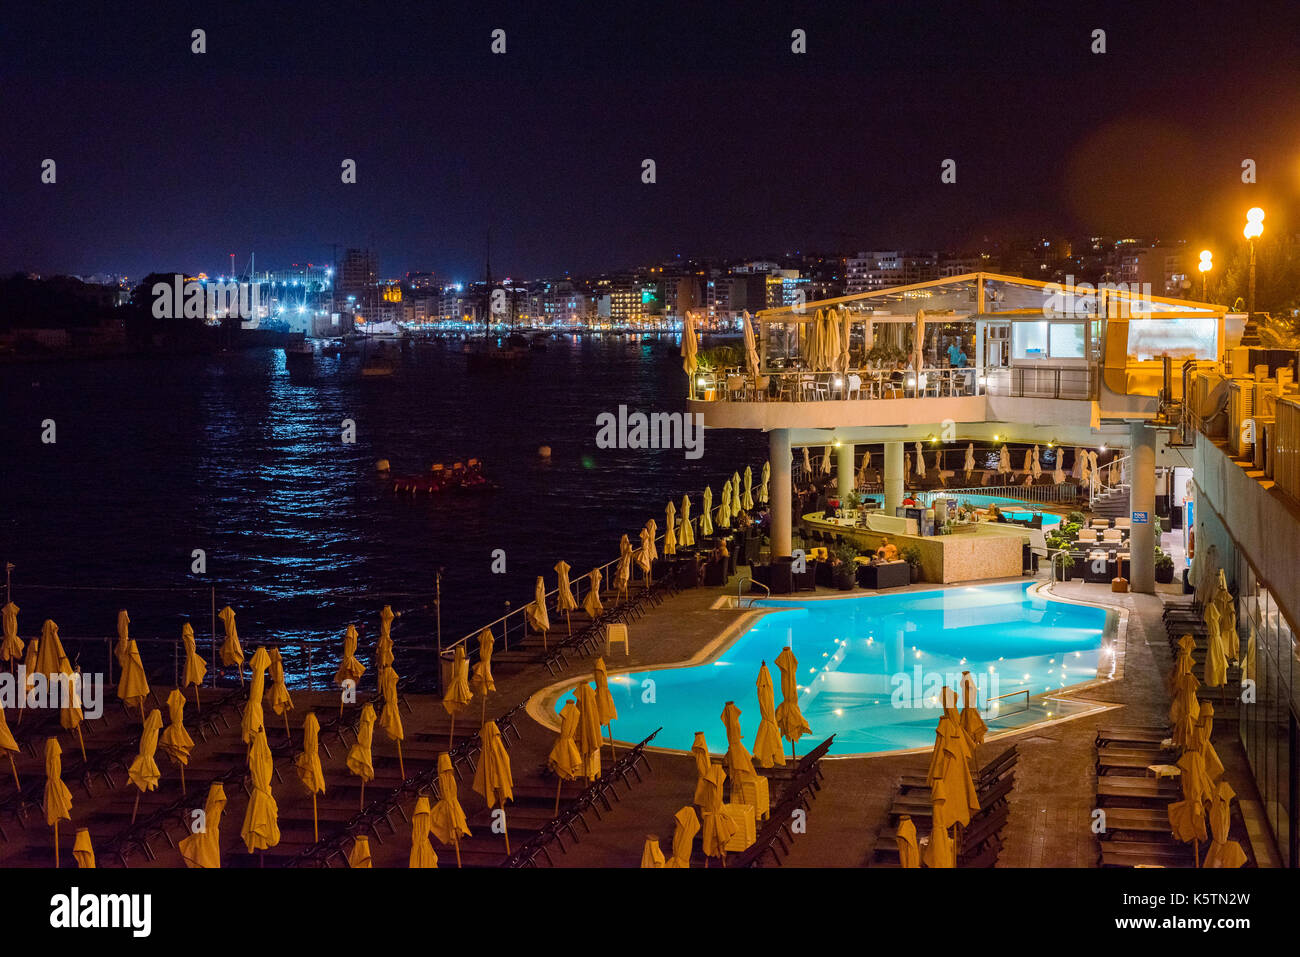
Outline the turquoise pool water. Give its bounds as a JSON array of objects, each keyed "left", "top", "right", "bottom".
[
  {"left": 556, "top": 581, "right": 1109, "bottom": 756},
  {"left": 915, "top": 492, "right": 1063, "bottom": 527}
]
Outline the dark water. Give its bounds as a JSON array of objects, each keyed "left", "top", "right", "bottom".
[{"left": 0, "top": 336, "right": 765, "bottom": 685}]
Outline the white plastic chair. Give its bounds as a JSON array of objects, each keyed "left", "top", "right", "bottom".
[{"left": 847, "top": 373, "right": 862, "bottom": 399}]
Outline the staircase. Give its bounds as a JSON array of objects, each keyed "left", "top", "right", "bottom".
[{"left": 1090, "top": 484, "right": 1131, "bottom": 518}]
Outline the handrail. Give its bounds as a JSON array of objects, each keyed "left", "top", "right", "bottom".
[
  {"left": 737, "top": 576, "right": 770, "bottom": 608},
  {"left": 986, "top": 687, "right": 1030, "bottom": 718}
]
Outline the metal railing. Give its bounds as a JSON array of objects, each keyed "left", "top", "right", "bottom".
[
  {"left": 986, "top": 365, "right": 1096, "bottom": 400},
  {"left": 986, "top": 688, "right": 1031, "bottom": 719},
  {"left": 446, "top": 463, "right": 767, "bottom": 659},
  {"left": 736, "top": 576, "right": 770, "bottom": 608},
  {"left": 690, "top": 367, "right": 983, "bottom": 402},
  {"left": 934, "top": 484, "right": 1081, "bottom": 504}
]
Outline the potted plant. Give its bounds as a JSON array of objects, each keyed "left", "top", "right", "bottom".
[
  {"left": 830, "top": 542, "right": 859, "bottom": 590},
  {"left": 1052, "top": 550, "right": 1077, "bottom": 581},
  {"left": 900, "top": 545, "right": 923, "bottom": 583},
  {"left": 1067, "top": 510, "right": 1087, "bottom": 526},
  {"left": 1154, "top": 548, "right": 1175, "bottom": 584}
]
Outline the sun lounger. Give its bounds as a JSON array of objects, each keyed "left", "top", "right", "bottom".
[
  {"left": 1095, "top": 776, "right": 1180, "bottom": 806},
  {"left": 1095, "top": 726, "right": 1171, "bottom": 748}
]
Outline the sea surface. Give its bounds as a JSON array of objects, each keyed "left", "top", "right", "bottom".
[{"left": 0, "top": 335, "right": 765, "bottom": 687}]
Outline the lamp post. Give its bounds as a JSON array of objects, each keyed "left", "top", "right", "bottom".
[
  {"left": 1197, "top": 250, "right": 1212, "bottom": 301},
  {"left": 1244, "top": 207, "right": 1265, "bottom": 321}
]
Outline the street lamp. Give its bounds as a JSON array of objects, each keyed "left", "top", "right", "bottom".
[
  {"left": 1244, "top": 207, "right": 1264, "bottom": 321},
  {"left": 1197, "top": 249, "right": 1213, "bottom": 301}
]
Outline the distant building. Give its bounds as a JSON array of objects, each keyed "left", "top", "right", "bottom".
[
  {"left": 1119, "top": 244, "right": 1188, "bottom": 297},
  {"left": 845, "top": 251, "right": 938, "bottom": 294}
]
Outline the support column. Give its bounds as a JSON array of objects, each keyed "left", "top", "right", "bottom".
[
  {"left": 884, "top": 440, "right": 904, "bottom": 515},
  {"left": 836, "top": 442, "right": 854, "bottom": 503},
  {"left": 1129, "top": 421, "right": 1157, "bottom": 594},
  {"left": 769, "top": 428, "right": 793, "bottom": 558}
]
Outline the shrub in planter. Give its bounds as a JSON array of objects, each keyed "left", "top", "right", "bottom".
[
  {"left": 1154, "top": 548, "right": 1175, "bottom": 584},
  {"left": 900, "top": 545, "right": 923, "bottom": 583},
  {"left": 830, "top": 542, "right": 858, "bottom": 590},
  {"left": 1067, "top": 511, "right": 1087, "bottom": 526},
  {"left": 1053, "top": 552, "right": 1077, "bottom": 581}
]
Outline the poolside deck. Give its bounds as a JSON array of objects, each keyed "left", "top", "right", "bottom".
[{"left": 0, "top": 563, "right": 1271, "bottom": 869}]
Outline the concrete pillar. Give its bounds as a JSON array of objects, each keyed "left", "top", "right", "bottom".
[
  {"left": 836, "top": 443, "right": 854, "bottom": 502},
  {"left": 769, "top": 428, "right": 793, "bottom": 558},
  {"left": 1129, "top": 421, "right": 1157, "bottom": 593},
  {"left": 884, "top": 440, "right": 904, "bottom": 514}
]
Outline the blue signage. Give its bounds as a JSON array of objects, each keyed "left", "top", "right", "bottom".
[{"left": 1131, "top": 510, "right": 1149, "bottom": 524}]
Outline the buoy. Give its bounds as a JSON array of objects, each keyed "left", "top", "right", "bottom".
[
  {"left": 538, "top": 445, "right": 552, "bottom": 459},
  {"left": 377, "top": 459, "right": 391, "bottom": 472}
]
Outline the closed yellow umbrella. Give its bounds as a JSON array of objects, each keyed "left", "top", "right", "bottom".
[
  {"left": 159, "top": 689, "right": 195, "bottom": 794},
  {"left": 717, "top": 479, "right": 732, "bottom": 529},
  {"left": 240, "top": 646, "right": 270, "bottom": 745},
  {"left": 348, "top": 836, "right": 372, "bottom": 868},
  {"left": 548, "top": 700, "right": 584, "bottom": 814},
  {"left": 269, "top": 648, "right": 294, "bottom": 741},
  {"left": 44, "top": 737, "right": 72, "bottom": 866},
  {"left": 927, "top": 688, "right": 979, "bottom": 830},
  {"left": 181, "top": 622, "right": 207, "bottom": 711},
  {"left": 1170, "top": 633, "right": 1195, "bottom": 691},
  {"left": 1168, "top": 750, "right": 1211, "bottom": 860},
  {"left": 574, "top": 683, "right": 603, "bottom": 782},
  {"left": 681, "top": 309, "right": 699, "bottom": 377},
  {"left": 721, "top": 700, "right": 756, "bottom": 783},
  {"left": 664, "top": 502, "right": 677, "bottom": 556},
  {"left": 1, "top": 600, "right": 23, "bottom": 667},
  {"left": 774, "top": 646, "right": 812, "bottom": 759},
  {"left": 594, "top": 657, "right": 619, "bottom": 759},
  {"left": 679, "top": 494, "right": 696, "bottom": 548},
  {"left": 582, "top": 568, "right": 604, "bottom": 619},
  {"left": 555, "top": 560, "right": 577, "bottom": 634},
  {"left": 431, "top": 752, "right": 470, "bottom": 867},
  {"left": 665, "top": 806, "right": 700, "bottom": 868},
  {"left": 473, "top": 720, "right": 514, "bottom": 854},
  {"left": 73, "top": 827, "right": 95, "bottom": 868},
  {"left": 700, "top": 487, "right": 714, "bottom": 537},
  {"left": 178, "top": 782, "right": 226, "bottom": 868},
  {"left": 636, "top": 527, "right": 654, "bottom": 583},
  {"left": 641, "top": 834, "right": 666, "bottom": 868},
  {"left": 691, "top": 731, "right": 712, "bottom": 806},
  {"left": 527, "top": 576, "right": 551, "bottom": 649},
  {"left": 752, "top": 663, "right": 785, "bottom": 768},
  {"left": 1193, "top": 700, "right": 1224, "bottom": 780},
  {"left": 1169, "top": 672, "right": 1201, "bottom": 749},
  {"left": 614, "top": 546, "right": 631, "bottom": 603},
  {"left": 959, "top": 671, "right": 987, "bottom": 747},
  {"left": 117, "top": 637, "right": 151, "bottom": 722},
  {"left": 923, "top": 790, "right": 956, "bottom": 868},
  {"left": 896, "top": 815, "right": 920, "bottom": 868},
  {"left": 1204, "top": 603, "right": 1227, "bottom": 688},
  {"left": 242, "top": 725, "right": 280, "bottom": 854},
  {"left": 334, "top": 624, "right": 365, "bottom": 699},
  {"left": 0, "top": 705, "right": 19, "bottom": 789},
  {"left": 217, "top": 605, "right": 244, "bottom": 685},
  {"left": 442, "top": 645, "right": 473, "bottom": 746},
  {"left": 1217, "top": 590, "right": 1239, "bottom": 662},
  {"left": 377, "top": 604, "right": 400, "bottom": 669},
  {"left": 699, "top": 763, "right": 735, "bottom": 865},
  {"left": 1203, "top": 781, "right": 1247, "bottom": 868},
  {"left": 759, "top": 462, "right": 770, "bottom": 505},
  {"left": 34, "top": 620, "right": 84, "bottom": 755},
  {"left": 378, "top": 665, "right": 405, "bottom": 779},
  {"left": 645, "top": 519, "right": 659, "bottom": 564},
  {"left": 471, "top": 627, "right": 496, "bottom": 723},
  {"left": 347, "top": 703, "right": 376, "bottom": 809},
  {"left": 114, "top": 609, "right": 130, "bottom": 672},
  {"left": 295, "top": 712, "right": 326, "bottom": 841},
  {"left": 742, "top": 466, "right": 755, "bottom": 511},
  {"left": 127, "top": 708, "right": 163, "bottom": 823},
  {"left": 410, "top": 796, "right": 438, "bottom": 868},
  {"left": 731, "top": 470, "right": 743, "bottom": 516}
]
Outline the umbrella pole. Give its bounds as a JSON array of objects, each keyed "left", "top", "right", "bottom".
[
  {"left": 131, "top": 791, "right": 140, "bottom": 825},
  {"left": 360, "top": 780, "right": 365, "bottom": 810},
  {"left": 453, "top": 832, "right": 462, "bottom": 868},
  {"left": 180, "top": 763, "right": 186, "bottom": 795},
  {"left": 284, "top": 712, "right": 291, "bottom": 743},
  {"left": 312, "top": 793, "right": 319, "bottom": 842},
  {"left": 554, "top": 776, "right": 562, "bottom": 816},
  {"left": 500, "top": 794, "right": 510, "bottom": 855},
  {"left": 75, "top": 726, "right": 86, "bottom": 762},
  {"left": 566, "top": 610, "right": 571, "bottom": 635},
  {"left": 449, "top": 713, "right": 455, "bottom": 748},
  {"left": 397, "top": 740, "right": 405, "bottom": 779},
  {"left": 607, "top": 725, "right": 616, "bottom": 761},
  {"left": 139, "top": 701, "right": 145, "bottom": 725},
  {"left": 194, "top": 683, "right": 201, "bottom": 713},
  {"left": 54, "top": 821, "right": 59, "bottom": 868},
  {"left": 7, "top": 753, "right": 18, "bottom": 789}
]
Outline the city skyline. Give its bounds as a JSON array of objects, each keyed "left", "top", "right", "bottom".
[{"left": 4, "top": 0, "right": 1300, "bottom": 280}]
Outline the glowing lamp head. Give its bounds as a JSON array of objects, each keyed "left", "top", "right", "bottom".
[{"left": 1198, "top": 250, "right": 1213, "bottom": 272}]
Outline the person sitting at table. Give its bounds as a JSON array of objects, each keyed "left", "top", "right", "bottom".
[
  {"left": 900, "top": 494, "right": 918, "bottom": 508},
  {"left": 946, "top": 342, "right": 968, "bottom": 368},
  {"left": 875, "top": 537, "right": 900, "bottom": 561},
  {"left": 988, "top": 504, "right": 1004, "bottom": 522}
]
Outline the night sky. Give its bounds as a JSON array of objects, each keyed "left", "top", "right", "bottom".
[{"left": 3, "top": 0, "right": 1299, "bottom": 280}]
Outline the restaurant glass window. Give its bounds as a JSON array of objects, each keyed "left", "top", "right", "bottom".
[
  {"left": 1011, "top": 321, "right": 1047, "bottom": 358},
  {"left": 1048, "top": 322, "right": 1086, "bottom": 358}
]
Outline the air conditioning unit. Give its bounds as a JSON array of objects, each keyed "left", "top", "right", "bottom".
[
  {"left": 1228, "top": 379, "right": 1254, "bottom": 458},
  {"left": 1253, "top": 417, "right": 1275, "bottom": 474}
]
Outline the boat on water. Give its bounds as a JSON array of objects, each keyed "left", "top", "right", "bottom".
[
  {"left": 463, "top": 335, "right": 530, "bottom": 370},
  {"left": 360, "top": 350, "right": 396, "bottom": 377},
  {"left": 390, "top": 458, "right": 498, "bottom": 494},
  {"left": 283, "top": 335, "right": 314, "bottom": 371}
]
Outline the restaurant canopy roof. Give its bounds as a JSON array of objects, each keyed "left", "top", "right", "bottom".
[{"left": 756, "top": 272, "right": 1225, "bottom": 323}]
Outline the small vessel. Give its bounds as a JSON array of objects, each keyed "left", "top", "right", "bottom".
[
  {"left": 283, "top": 335, "right": 313, "bottom": 373},
  {"left": 360, "top": 351, "right": 396, "bottom": 377},
  {"left": 391, "top": 458, "right": 499, "bottom": 495}
]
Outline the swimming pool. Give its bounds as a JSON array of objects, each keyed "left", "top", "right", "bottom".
[
  {"left": 550, "top": 581, "right": 1110, "bottom": 757},
  {"left": 914, "top": 492, "right": 1063, "bottom": 527}
]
